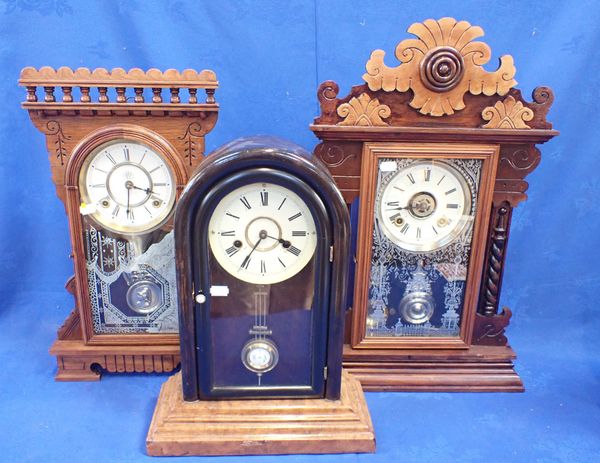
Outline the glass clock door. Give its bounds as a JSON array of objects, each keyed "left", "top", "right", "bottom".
[{"left": 352, "top": 143, "right": 499, "bottom": 348}]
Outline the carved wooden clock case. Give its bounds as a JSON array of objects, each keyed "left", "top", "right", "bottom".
[
  {"left": 19, "top": 67, "right": 219, "bottom": 380},
  {"left": 310, "top": 18, "right": 558, "bottom": 391}
]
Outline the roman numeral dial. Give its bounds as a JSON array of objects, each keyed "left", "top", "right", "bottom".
[
  {"left": 378, "top": 159, "right": 473, "bottom": 252},
  {"left": 79, "top": 140, "right": 176, "bottom": 233},
  {"left": 208, "top": 182, "right": 318, "bottom": 285}
]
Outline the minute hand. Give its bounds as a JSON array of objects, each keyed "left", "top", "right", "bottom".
[{"left": 240, "top": 237, "right": 263, "bottom": 269}]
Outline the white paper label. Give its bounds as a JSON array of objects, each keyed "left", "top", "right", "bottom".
[
  {"left": 210, "top": 285, "right": 230, "bottom": 297},
  {"left": 380, "top": 160, "right": 397, "bottom": 172}
]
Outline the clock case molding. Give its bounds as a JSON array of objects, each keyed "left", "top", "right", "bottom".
[
  {"left": 19, "top": 66, "right": 219, "bottom": 381},
  {"left": 310, "top": 17, "right": 558, "bottom": 391}
]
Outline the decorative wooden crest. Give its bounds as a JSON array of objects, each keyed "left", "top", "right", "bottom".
[{"left": 363, "top": 17, "right": 516, "bottom": 116}]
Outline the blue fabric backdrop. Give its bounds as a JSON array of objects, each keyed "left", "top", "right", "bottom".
[{"left": 1, "top": 1, "right": 598, "bottom": 462}]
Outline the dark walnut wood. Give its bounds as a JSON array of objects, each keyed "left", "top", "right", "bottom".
[
  {"left": 20, "top": 66, "right": 219, "bottom": 381},
  {"left": 310, "top": 17, "right": 558, "bottom": 392}
]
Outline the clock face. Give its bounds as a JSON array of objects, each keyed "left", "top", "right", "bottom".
[
  {"left": 208, "top": 182, "right": 318, "bottom": 285},
  {"left": 378, "top": 161, "right": 472, "bottom": 252},
  {"left": 79, "top": 140, "right": 176, "bottom": 233}
]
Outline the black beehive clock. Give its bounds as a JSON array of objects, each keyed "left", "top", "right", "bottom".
[{"left": 174, "top": 137, "right": 350, "bottom": 400}]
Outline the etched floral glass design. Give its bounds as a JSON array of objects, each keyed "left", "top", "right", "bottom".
[
  {"left": 83, "top": 217, "right": 178, "bottom": 334},
  {"left": 366, "top": 157, "right": 482, "bottom": 338}
]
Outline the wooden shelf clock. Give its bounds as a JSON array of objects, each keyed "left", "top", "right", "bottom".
[
  {"left": 19, "top": 66, "right": 219, "bottom": 381},
  {"left": 310, "top": 17, "right": 558, "bottom": 391}
]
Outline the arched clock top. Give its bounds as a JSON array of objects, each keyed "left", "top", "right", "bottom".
[
  {"left": 174, "top": 137, "right": 350, "bottom": 401},
  {"left": 65, "top": 124, "right": 187, "bottom": 188}
]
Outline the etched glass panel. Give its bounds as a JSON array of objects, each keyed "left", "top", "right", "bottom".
[
  {"left": 366, "top": 157, "right": 483, "bottom": 338},
  {"left": 83, "top": 218, "right": 178, "bottom": 334}
]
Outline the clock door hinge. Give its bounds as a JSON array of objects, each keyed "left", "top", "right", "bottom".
[
  {"left": 329, "top": 245, "right": 334, "bottom": 262},
  {"left": 324, "top": 366, "right": 328, "bottom": 380}
]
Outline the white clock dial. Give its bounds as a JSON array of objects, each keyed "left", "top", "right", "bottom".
[
  {"left": 208, "top": 182, "right": 318, "bottom": 284},
  {"left": 79, "top": 140, "right": 176, "bottom": 233},
  {"left": 378, "top": 160, "right": 472, "bottom": 252}
]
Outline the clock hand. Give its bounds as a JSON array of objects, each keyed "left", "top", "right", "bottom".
[
  {"left": 385, "top": 205, "right": 410, "bottom": 211},
  {"left": 240, "top": 231, "right": 267, "bottom": 269},
  {"left": 266, "top": 234, "right": 291, "bottom": 248},
  {"left": 126, "top": 182, "right": 131, "bottom": 217},
  {"left": 130, "top": 184, "right": 155, "bottom": 195}
]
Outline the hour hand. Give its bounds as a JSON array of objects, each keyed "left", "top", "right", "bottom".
[
  {"left": 385, "top": 205, "right": 409, "bottom": 211},
  {"left": 131, "top": 184, "right": 154, "bottom": 195},
  {"left": 266, "top": 234, "right": 291, "bottom": 248}
]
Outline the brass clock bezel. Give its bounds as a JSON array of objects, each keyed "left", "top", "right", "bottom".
[
  {"left": 376, "top": 159, "right": 474, "bottom": 253},
  {"left": 78, "top": 138, "right": 177, "bottom": 234}
]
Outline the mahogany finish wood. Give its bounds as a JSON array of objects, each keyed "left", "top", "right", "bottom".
[
  {"left": 146, "top": 370, "right": 375, "bottom": 456},
  {"left": 310, "top": 17, "right": 558, "bottom": 391},
  {"left": 20, "top": 66, "right": 219, "bottom": 380}
]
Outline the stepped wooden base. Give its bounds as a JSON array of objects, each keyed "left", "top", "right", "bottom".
[
  {"left": 146, "top": 370, "right": 376, "bottom": 456},
  {"left": 343, "top": 344, "right": 524, "bottom": 392},
  {"left": 50, "top": 309, "right": 180, "bottom": 381}
]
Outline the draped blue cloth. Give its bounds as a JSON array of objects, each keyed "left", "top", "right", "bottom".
[{"left": 0, "top": 1, "right": 597, "bottom": 461}]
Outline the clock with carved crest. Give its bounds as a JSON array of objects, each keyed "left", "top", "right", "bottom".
[
  {"left": 19, "top": 66, "right": 219, "bottom": 380},
  {"left": 310, "top": 17, "right": 558, "bottom": 391}
]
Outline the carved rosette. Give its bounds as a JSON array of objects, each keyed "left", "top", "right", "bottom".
[
  {"left": 363, "top": 17, "right": 517, "bottom": 116},
  {"left": 336, "top": 93, "right": 391, "bottom": 126},
  {"left": 482, "top": 96, "right": 534, "bottom": 129}
]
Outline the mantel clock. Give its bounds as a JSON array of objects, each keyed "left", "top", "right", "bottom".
[
  {"left": 19, "top": 66, "right": 219, "bottom": 380},
  {"left": 310, "top": 17, "right": 558, "bottom": 391},
  {"left": 145, "top": 137, "right": 375, "bottom": 456}
]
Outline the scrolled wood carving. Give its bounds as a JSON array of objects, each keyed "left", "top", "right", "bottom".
[
  {"left": 472, "top": 308, "right": 512, "bottom": 346},
  {"left": 337, "top": 93, "right": 391, "bottom": 126},
  {"left": 482, "top": 96, "right": 534, "bottom": 129},
  {"left": 314, "top": 142, "right": 356, "bottom": 168},
  {"left": 45, "top": 120, "right": 71, "bottom": 166},
  {"left": 178, "top": 122, "right": 207, "bottom": 166},
  {"left": 494, "top": 145, "right": 541, "bottom": 206},
  {"left": 363, "top": 17, "right": 517, "bottom": 116}
]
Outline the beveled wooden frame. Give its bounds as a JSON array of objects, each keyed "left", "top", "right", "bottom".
[
  {"left": 65, "top": 124, "right": 187, "bottom": 345},
  {"left": 351, "top": 142, "right": 499, "bottom": 350}
]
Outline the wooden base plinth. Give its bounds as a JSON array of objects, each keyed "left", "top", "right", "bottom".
[
  {"left": 343, "top": 344, "right": 524, "bottom": 392},
  {"left": 50, "top": 309, "right": 180, "bottom": 381},
  {"left": 146, "top": 370, "right": 376, "bottom": 456},
  {"left": 50, "top": 339, "right": 180, "bottom": 381}
]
